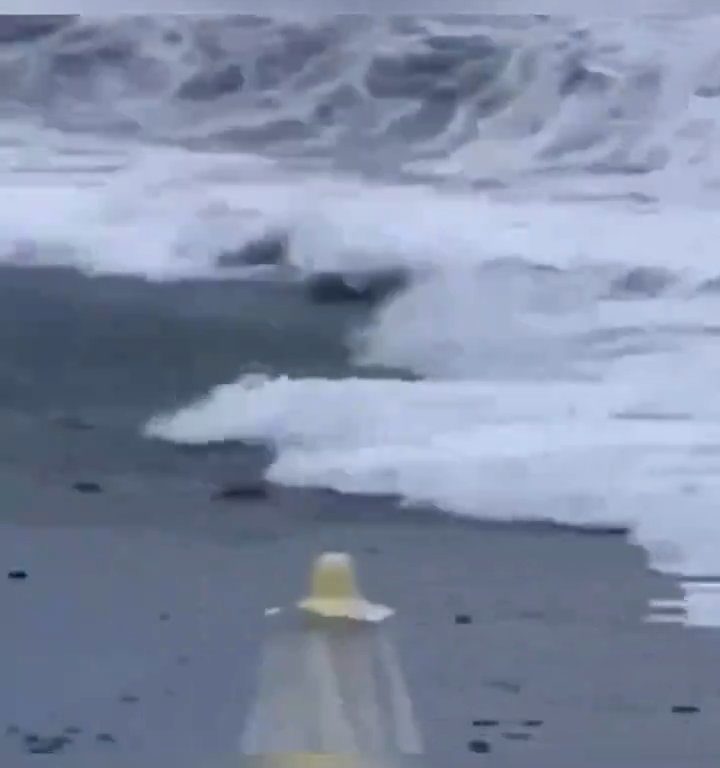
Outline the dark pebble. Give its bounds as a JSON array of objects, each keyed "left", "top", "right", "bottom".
[
  {"left": 503, "top": 732, "right": 531, "bottom": 741},
  {"left": 119, "top": 694, "right": 139, "bottom": 704},
  {"left": 8, "top": 570, "right": 27, "bottom": 580},
  {"left": 24, "top": 735, "right": 70, "bottom": 754},
  {"left": 5, "top": 725, "right": 20, "bottom": 736},
  {"left": 96, "top": 733, "right": 116, "bottom": 743},
  {"left": 472, "top": 719, "right": 500, "bottom": 727},
  {"left": 522, "top": 719, "right": 543, "bottom": 727},
  {"left": 212, "top": 483, "right": 268, "bottom": 502},
  {"left": 455, "top": 614, "right": 473, "bottom": 625},
  {"left": 672, "top": 705, "right": 700, "bottom": 714},
  {"left": 159, "top": 612, "right": 171, "bottom": 621},
  {"left": 468, "top": 739, "right": 491, "bottom": 753},
  {"left": 73, "top": 481, "right": 103, "bottom": 494}
]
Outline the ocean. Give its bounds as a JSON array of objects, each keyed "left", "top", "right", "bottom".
[
  {"left": 4, "top": 12, "right": 720, "bottom": 764},
  {"left": 4, "top": 13, "right": 718, "bottom": 576}
]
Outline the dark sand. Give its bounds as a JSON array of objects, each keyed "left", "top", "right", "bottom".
[
  {"left": 2, "top": 266, "right": 720, "bottom": 766},
  {"left": 4, "top": 463, "right": 720, "bottom": 767}
]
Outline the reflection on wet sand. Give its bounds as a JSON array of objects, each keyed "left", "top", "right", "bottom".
[{"left": 240, "top": 554, "right": 423, "bottom": 766}]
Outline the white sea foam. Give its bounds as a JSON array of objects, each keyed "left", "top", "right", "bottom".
[
  {"left": 6, "top": 16, "right": 720, "bottom": 588},
  {"left": 146, "top": 354, "right": 720, "bottom": 579},
  {"left": 6, "top": 118, "right": 720, "bottom": 580},
  {"left": 4, "top": 125, "right": 720, "bottom": 286}
]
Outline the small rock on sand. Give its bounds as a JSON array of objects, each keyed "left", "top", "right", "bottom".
[
  {"left": 24, "top": 735, "right": 71, "bottom": 754},
  {"left": 468, "top": 739, "right": 491, "bottom": 753},
  {"left": 212, "top": 483, "right": 268, "bottom": 501},
  {"left": 73, "top": 481, "right": 103, "bottom": 494}
]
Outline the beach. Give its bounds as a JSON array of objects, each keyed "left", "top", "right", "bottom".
[
  {"left": 2, "top": 268, "right": 720, "bottom": 767},
  {"left": 5, "top": 13, "right": 720, "bottom": 765},
  {"left": 5, "top": 475, "right": 720, "bottom": 766}
]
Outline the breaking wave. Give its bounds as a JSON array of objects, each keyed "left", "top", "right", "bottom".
[{"left": 5, "top": 13, "right": 720, "bottom": 582}]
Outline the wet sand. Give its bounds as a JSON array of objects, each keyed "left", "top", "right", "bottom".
[
  {"left": 2, "top": 266, "right": 720, "bottom": 765},
  {"left": 3, "top": 460, "right": 720, "bottom": 767}
]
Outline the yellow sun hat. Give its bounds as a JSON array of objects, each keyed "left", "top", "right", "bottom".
[{"left": 297, "top": 552, "right": 394, "bottom": 623}]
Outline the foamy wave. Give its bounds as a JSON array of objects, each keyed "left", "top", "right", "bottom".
[
  {"left": 10, "top": 11, "right": 720, "bottom": 584},
  {"left": 145, "top": 361, "right": 720, "bottom": 576},
  {"left": 0, "top": 135, "right": 292, "bottom": 279},
  {"left": 5, "top": 126, "right": 720, "bottom": 288},
  {"left": 3, "top": 14, "right": 720, "bottom": 186}
]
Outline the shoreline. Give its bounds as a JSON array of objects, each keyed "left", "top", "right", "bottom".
[
  {"left": 3, "top": 462, "right": 720, "bottom": 766},
  {"left": 1, "top": 266, "right": 719, "bottom": 765}
]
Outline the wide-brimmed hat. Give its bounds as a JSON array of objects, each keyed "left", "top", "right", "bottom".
[{"left": 297, "top": 552, "right": 394, "bottom": 623}]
